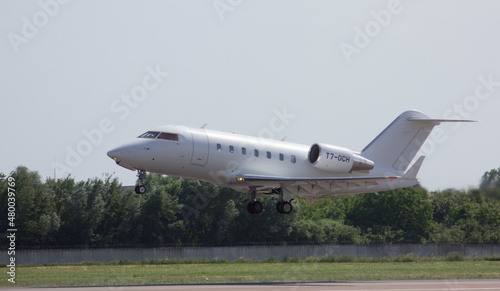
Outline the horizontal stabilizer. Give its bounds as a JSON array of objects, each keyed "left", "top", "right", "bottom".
[{"left": 408, "top": 117, "right": 478, "bottom": 123}]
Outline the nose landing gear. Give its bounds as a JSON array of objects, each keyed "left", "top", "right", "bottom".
[{"left": 135, "top": 170, "right": 147, "bottom": 194}]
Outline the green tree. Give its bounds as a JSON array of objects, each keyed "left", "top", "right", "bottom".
[
  {"left": 480, "top": 167, "right": 500, "bottom": 201},
  {"left": 295, "top": 196, "right": 344, "bottom": 221},
  {"left": 429, "top": 189, "right": 470, "bottom": 224},
  {"left": 344, "top": 187, "right": 434, "bottom": 243},
  {"left": 289, "top": 219, "right": 363, "bottom": 244},
  {"left": 138, "top": 174, "right": 184, "bottom": 245},
  {"left": 3, "top": 164, "right": 500, "bottom": 248},
  {"left": 230, "top": 196, "right": 296, "bottom": 244},
  {"left": 443, "top": 201, "right": 500, "bottom": 243}
]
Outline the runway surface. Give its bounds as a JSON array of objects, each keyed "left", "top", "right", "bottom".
[{"left": 4, "top": 280, "right": 500, "bottom": 291}]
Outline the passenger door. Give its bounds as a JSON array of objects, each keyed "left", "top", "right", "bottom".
[{"left": 190, "top": 128, "right": 209, "bottom": 166}]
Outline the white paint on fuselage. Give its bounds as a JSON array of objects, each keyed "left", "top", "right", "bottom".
[
  {"left": 108, "top": 124, "right": 405, "bottom": 195},
  {"left": 108, "top": 110, "right": 476, "bottom": 199}
]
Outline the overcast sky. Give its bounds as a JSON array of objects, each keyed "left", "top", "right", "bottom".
[{"left": 1, "top": 0, "right": 499, "bottom": 191}]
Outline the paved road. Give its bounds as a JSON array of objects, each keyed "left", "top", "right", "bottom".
[{"left": 4, "top": 280, "right": 500, "bottom": 290}]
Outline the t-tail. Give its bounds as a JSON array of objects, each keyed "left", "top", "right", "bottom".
[{"left": 361, "top": 110, "right": 477, "bottom": 177}]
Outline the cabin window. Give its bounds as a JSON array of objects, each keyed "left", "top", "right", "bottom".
[
  {"left": 157, "top": 132, "right": 179, "bottom": 141},
  {"left": 242, "top": 147, "right": 247, "bottom": 155},
  {"left": 291, "top": 155, "right": 296, "bottom": 163},
  {"left": 217, "top": 144, "right": 222, "bottom": 152},
  {"left": 254, "top": 149, "right": 259, "bottom": 157},
  {"left": 229, "top": 145, "right": 234, "bottom": 153},
  {"left": 138, "top": 131, "right": 160, "bottom": 139},
  {"left": 279, "top": 153, "right": 284, "bottom": 161},
  {"left": 267, "top": 151, "right": 272, "bottom": 159}
]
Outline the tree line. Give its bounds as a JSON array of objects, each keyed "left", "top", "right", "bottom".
[{"left": 1, "top": 166, "right": 500, "bottom": 249}]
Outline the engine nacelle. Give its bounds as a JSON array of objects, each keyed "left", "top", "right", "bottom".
[{"left": 308, "top": 143, "right": 374, "bottom": 173}]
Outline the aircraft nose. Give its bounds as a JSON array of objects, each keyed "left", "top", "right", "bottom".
[
  {"left": 107, "top": 145, "right": 128, "bottom": 161},
  {"left": 107, "top": 144, "right": 140, "bottom": 171},
  {"left": 107, "top": 143, "right": 138, "bottom": 160},
  {"left": 107, "top": 148, "right": 121, "bottom": 160},
  {"left": 107, "top": 142, "right": 140, "bottom": 160}
]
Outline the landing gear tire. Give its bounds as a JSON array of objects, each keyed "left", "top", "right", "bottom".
[
  {"left": 247, "top": 201, "right": 263, "bottom": 214},
  {"left": 276, "top": 201, "right": 282, "bottom": 213},
  {"left": 135, "top": 185, "right": 147, "bottom": 194},
  {"left": 275, "top": 187, "right": 293, "bottom": 214},
  {"left": 280, "top": 201, "right": 293, "bottom": 214},
  {"left": 135, "top": 170, "right": 147, "bottom": 194},
  {"left": 276, "top": 201, "right": 292, "bottom": 214}
]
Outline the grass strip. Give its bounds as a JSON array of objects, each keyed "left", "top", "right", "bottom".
[{"left": 2, "top": 260, "right": 499, "bottom": 287}]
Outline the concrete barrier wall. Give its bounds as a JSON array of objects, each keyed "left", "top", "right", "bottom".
[{"left": 3, "top": 244, "right": 500, "bottom": 265}]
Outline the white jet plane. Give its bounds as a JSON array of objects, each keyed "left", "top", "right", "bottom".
[{"left": 107, "top": 110, "right": 475, "bottom": 214}]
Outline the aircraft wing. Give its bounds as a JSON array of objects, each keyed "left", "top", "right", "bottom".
[
  {"left": 235, "top": 156, "right": 424, "bottom": 196},
  {"left": 236, "top": 174, "right": 408, "bottom": 196},
  {"left": 237, "top": 175, "right": 401, "bottom": 183}
]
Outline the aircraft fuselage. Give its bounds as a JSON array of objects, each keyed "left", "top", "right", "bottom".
[{"left": 107, "top": 110, "right": 476, "bottom": 214}]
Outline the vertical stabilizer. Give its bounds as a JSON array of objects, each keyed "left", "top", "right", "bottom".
[{"left": 361, "top": 110, "right": 476, "bottom": 172}]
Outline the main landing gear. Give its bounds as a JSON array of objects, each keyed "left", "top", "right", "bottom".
[
  {"left": 276, "top": 187, "right": 293, "bottom": 214},
  {"left": 276, "top": 200, "right": 293, "bottom": 214},
  {"left": 135, "top": 170, "right": 147, "bottom": 194},
  {"left": 245, "top": 187, "right": 293, "bottom": 215},
  {"left": 247, "top": 200, "right": 263, "bottom": 214},
  {"left": 246, "top": 188, "right": 263, "bottom": 214}
]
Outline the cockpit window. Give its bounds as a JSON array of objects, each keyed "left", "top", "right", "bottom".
[
  {"left": 138, "top": 131, "right": 179, "bottom": 141},
  {"left": 157, "top": 132, "right": 179, "bottom": 141},
  {"left": 138, "top": 131, "right": 160, "bottom": 138}
]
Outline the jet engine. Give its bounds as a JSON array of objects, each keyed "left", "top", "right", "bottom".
[{"left": 308, "top": 143, "right": 374, "bottom": 173}]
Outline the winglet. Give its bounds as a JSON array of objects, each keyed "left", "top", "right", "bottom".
[{"left": 403, "top": 155, "right": 425, "bottom": 179}]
